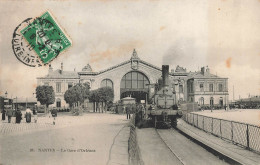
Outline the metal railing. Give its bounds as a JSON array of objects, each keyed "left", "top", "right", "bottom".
[
  {"left": 128, "top": 114, "right": 144, "bottom": 165},
  {"left": 183, "top": 113, "right": 260, "bottom": 154}
]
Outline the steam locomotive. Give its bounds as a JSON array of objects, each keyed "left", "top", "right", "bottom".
[{"left": 148, "top": 65, "right": 183, "bottom": 128}]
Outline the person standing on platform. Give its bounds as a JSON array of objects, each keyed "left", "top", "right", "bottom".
[
  {"left": 126, "top": 104, "right": 130, "bottom": 120},
  {"left": 15, "top": 109, "right": 22, "bottom": 124},
  {"left": 141, "top": 104, "right": 145, "bottom": 120},
  {"left": 33, "top": 108, "right": 36, "bottom": 116},
  {"left": 25, "top": 108, "right": 32, "bottom": 123},
  {"left": 136, "top": 104, "right": 143, "bottom": 124},
  {"left": 2, "top": 109, "right": 6, "bottom": 121},
  {"left": 51, "top": 107, "right": 57, "bottom": 125},
  {"left": 131, "top": 103, "right": 136, "bottom": 118},
  {"left": 33, "top": 109, "right": 38, "bottom": 123},
  {"left": 6, "top": 108, "right": 13, "bottom": 123}
]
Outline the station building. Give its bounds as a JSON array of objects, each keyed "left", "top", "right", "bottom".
[{"left": 37, "top": 49, "right": 229, "bottom": 109}]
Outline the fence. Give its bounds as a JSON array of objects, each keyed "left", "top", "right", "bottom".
[
  {"left": 183, "top": 113, "right": 260, "bottom": 154},
  {"left": 128, "top": 114, "right": 144, "bottom": 165}
]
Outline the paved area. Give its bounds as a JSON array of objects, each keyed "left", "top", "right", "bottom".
[
  {"left": 107, "top": 126, "right": 130, "bottom": 165},
  {"left": 0, "top": 112, "right": 77, "bottom": 135},
  {"left": 0, "top": 113, "right": 129, "bottom": 165},
  {"left": 177, "top": 119, "right": 260, "bottom": 165},
  {"left": 1, "top": 117, "right": 61, "bottom": 135}
]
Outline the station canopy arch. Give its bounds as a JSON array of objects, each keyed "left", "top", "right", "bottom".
[{"left": 120, "top": 71, "right": 150, "bottom": 103}]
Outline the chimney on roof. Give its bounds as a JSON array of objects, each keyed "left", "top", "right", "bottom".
[
  {"left": 206, "top": 66, "right": 210, "bottom": 73},
  {"left": 60, "top": 62, "right": 63, "bottom": 74},
  {"left": 48, "top": 64, "right": 53, "bottom": 73},
  {"left": 201, "top": 67, "right": 205, "bottom": 75}
]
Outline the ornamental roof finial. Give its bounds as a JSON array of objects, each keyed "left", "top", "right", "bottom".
[
  {"left": 82, "top": 64, "right": 93, "bottom": 72},
  {"left": 131, "top": 49, "right": 140, "bottom": 60}
]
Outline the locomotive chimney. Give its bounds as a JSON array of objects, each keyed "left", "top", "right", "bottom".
[{"left": 162, "top": 65, "right": 169, "bottom": 87}]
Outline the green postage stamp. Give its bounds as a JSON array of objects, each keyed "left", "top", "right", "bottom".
[{"left": 20, "top": 11, "right": 72, "bottom": 64}]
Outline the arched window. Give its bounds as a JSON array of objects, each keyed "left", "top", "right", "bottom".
[
  {"left": 200, "top": 97, "right": 204, "bottom": 105},
  {"left": 56, "top": 98, "right": 61, "bottom": 108},
  {"left": 120, "top": 71, "right": 149, "bottom": 89},
  {"left": 101, "top": 79, "right": 113, "bottom": 89}
]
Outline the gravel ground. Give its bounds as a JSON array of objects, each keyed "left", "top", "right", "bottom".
[{"left": 0, "top": 113, "right": 128, "bottom": 165}]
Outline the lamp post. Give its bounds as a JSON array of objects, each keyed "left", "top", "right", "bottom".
[
  {"left": 178, "top": 78, "right": 181, "bottom": 103},
  {"left": 3, "top": 91, "right": 8, "bottom": 117},
  {"left": 210, "top": 94, "right": 213, "bottom": 112},
  {"left": 145, "top": 83, "right": 156, "bottom": 103},
  {"left": 174, "top": 78, "right": 181, "bottom": 104},
  {"left": 4, "top": 91, "right": 8, "bottom": 106},
  {"left": 5, "top": 91, "right": 8, "bottom": 98},
  {"left": 26, "top": 97, "right": 28, "bottom": 109},
  {"left": 15, "top": 96, "right": 17, "bottom": 111},
  {"left": 145, "top": 83, "right": 156, "bottom": 119},
  {"left": 172, "top": 86, "right": 176, "bottom": 104}
]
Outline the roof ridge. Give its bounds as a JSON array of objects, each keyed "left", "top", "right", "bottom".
[{"left": 97, "top": 60, "right": 131, "bottom": 74}]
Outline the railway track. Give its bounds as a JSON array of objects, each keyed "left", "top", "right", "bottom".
[
  {"left": 155, "top": 128, "right": 186, "bottom": 165},
  {"left": 155, "top": 128, "right": 229, "bottom": 165}
]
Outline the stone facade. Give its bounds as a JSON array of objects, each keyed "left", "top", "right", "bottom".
[
  {"left": 37, "top": 64, "right": 80, "bottom": 108},
  {"left": 37, "top": 49, "right": 229, "bottom": 108},
  {"left": 186, "top": 67, "right": 229, "bottom": 108}
]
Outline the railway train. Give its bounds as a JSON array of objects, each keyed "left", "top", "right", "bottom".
[{"left": 148, "top": 65, "right": 183, "bottom": 128}]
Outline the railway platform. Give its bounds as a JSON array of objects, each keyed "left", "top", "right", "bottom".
[{"left": 177, "top": 119, "right": 260, "bottom": 165}]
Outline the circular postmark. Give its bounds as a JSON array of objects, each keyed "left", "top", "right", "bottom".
[
  {"left": 12, "top": 12, "right": 72, "bottom": 66},
  {"left": 12, "top": 18, "right": 42, "bottom": 67}
]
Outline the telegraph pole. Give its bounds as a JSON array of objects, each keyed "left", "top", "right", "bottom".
[
  {"left": 16, "top": 96, "right": 17, "bottom": 111},
  {"left": 233, "top": 85, "right": 235, "bottom": 102}
]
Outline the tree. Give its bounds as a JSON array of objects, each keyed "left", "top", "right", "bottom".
[
  {"left": 36, "top": 85, "right": 55, "bottom": 114},
  {"left": 64, "top": 83, "right": 90, "bottom": 111},
  {"left": 88, "top": 87, "right": 114, "bottom": 113},
  {"left": 0, "top": 96, "right": 4, "bottom": 111},
  {"left": 73, "top": 83, "right": 90, "bottom": 104},
  {"left": 98, "top": 87, "right": 114, "bottom": 113},
  {"left": 89, "top": 89, "right": 100, "bottom": 112},
  {"left": 64, "top": 88, "right": 76, "bottom": 109}
]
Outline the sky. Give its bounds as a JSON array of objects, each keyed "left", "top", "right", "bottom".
[{"left": 0, "top": 0, "right": 260, "bottom": 100}]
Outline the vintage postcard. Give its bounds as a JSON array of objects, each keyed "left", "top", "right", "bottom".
[{"left": 0, "top": 0, "right": 260, "bottom": 165}]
